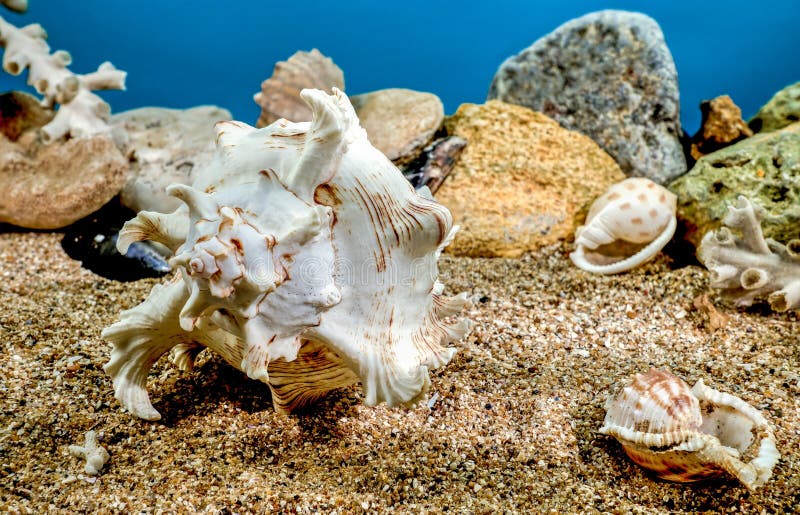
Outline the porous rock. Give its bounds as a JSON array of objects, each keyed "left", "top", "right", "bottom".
[
  {"left": 488, "top": 10, "right": 686, "bottom": 184},
  {"left": 435, "top": 100, "right": 625, "bottom": 258},
  {"left": 351, "top": 88, "right": 444, "bottom": 164},
  {"left": 0, "top": 134, "right": 127, "bottom": 229},
  {"left": 111, "top": 106, "right": 232, "bottom": 213},
  {"left": 749, "top": 81, "right": 800, "bottom": 133},
  {"left": 690, "top": 95, "right": 752, "bottom": 159},
  {"left": 669, "top": 122, "right": 800, "bottom": 247}
]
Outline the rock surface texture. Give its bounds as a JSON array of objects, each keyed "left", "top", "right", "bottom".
[
  {"left": 749, "top": 81, "right": 800, "bottom": 133},
  {"left": 0, "top": 134, "right": 127, "bottom": 229},
  {"left": 669, "top": 122, "right": 800, "bottom": 247},
  {"left": 435, "top": 101, "right": 625, "bottom": 258},
  {"left": 488, "top": 10, "right": 686, "bottom": 184},
  {"left": 351, "top": 88, "right": 444, "bottom": 164},
  {"left": 111, "top": 106, "right": 232, "bottom": 213},
  {"left": 690, "top": 95, "right": 752, "bottom": 159}
]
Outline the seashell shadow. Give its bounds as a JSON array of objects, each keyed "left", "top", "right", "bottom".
[{"left": 143, "top": 351, "right": 361, "bottom": 428}]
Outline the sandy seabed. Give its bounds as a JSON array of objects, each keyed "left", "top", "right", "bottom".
[{"left": 0, "top": 231, "right": 797, "bottom": 514}]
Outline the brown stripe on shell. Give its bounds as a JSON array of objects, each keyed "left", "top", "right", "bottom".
[
  {"left": 622, "top": 444, "right": 726, "bottom": 483},
  {"left": 267, "top": 340, "right": 358, "bottom": 414}
]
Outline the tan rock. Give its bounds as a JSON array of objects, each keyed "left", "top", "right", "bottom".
[
  {"left": 436, "top": 100, "right": 625, "bottom": 258},
  {"left": 0, "top": 135, "right": 127, "bottom": 229},
  {"left": 111, "top": 105, "right": 232, "bottom": 213},
  {"left": 690, "top": 95, "right": 752, "bottom": 159},
  {"left": 351, "top": 88, "right": 444, "bottom": 163}
]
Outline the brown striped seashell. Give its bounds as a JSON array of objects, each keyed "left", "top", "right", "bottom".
[
  {"left": 600, "top": 369, "right": 780, "bottom": 490},
  {"left": 254, "top": 49, "right": 344, "bottom": 128}
]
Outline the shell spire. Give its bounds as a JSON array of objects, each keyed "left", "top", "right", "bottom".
[{"left": 102, "top": 88, "right": 471, "bottom": 419}]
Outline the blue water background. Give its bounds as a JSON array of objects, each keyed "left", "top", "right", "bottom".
[{"left": 0, "top": 1, "right": 797, "bottom": 134}]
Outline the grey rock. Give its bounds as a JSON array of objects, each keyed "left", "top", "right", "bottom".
[
  {"left": 488, "top": 10, "right": 686, "bottom": 184},
  {"left": 112, "top": 105, "right": 232, "bottom": 214}
]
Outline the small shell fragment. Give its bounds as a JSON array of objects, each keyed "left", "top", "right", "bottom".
[
  {"left": 68, "top": 431, "right": 110, "bottom": 476},
  {"left": 600, "top": 369, "right": 779, "bottom": 490}
]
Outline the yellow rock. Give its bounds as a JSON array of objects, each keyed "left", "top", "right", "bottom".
[{"left": 436, "top": 100, "right": 625, "bottom": 258}]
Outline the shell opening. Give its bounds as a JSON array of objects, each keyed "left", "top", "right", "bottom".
[{"left": 740, "top": 268, "right": 769, "bottom": 290}]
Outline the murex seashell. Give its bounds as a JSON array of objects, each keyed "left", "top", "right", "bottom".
[
  {"left": 600, "top": 369, "right": 779, "bottom": 490},
  {"left": 254, "top": 49, "right": 344, "bottom": 128},
  {"left": 570, "top": 177, "right": 677, "bottom": 274},
  {"left": 101, "top": 88, "right": 471, "bottom": 420}
]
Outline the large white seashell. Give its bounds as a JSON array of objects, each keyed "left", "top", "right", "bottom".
[
  {"left": 600, "top": 369, "right": 780, "bottom": 490},
  {"left": 570, "top": 177, "right": 677, "bottom": 274},
  {"left": 101, "top": 88, "right": 471, "bottom": 420},
  {"left": 254, "top": 49, "right": 344, "bottom": 128}
]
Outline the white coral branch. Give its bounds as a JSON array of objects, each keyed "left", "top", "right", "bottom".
[
  {"left": 0, "top": 16, "right": 125, "bottom": 142},
  {"left": 68, "top": 431, "right": 110, "bottom": 475},
  {"left": 698, "top": 196, "right": 800, "bottom": 311}
]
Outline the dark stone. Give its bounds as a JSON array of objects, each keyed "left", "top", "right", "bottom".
[
  {"left": 401, "top": 136, "right": 466, "bottom": 193},
  {"left": 0, "top": 91, "right": 54, "bottom": 141},
  {"left": 60, "top": 198, "right": 171, "bottom": 281}
]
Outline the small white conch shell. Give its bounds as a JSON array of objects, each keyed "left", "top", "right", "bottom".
[
  {"left": 600, "top": 369, "right": 780, "bottom": 491},
  {"left": 101, "top": 88, "right": 471, "bottom": 420},
  {"left": 570, "top": 177, "right": 677, "bottom": 274}
]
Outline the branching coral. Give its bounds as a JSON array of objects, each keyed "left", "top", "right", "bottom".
[
  {"left": 698, "top": 196, "right": 800, "bottom": 311},
  {"left": 0, "top": 15, "right": 125, "bottom": 142}
]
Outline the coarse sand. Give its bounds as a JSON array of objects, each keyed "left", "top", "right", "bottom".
[{"left": 0, "top": 231, "right": 798, "bottom": 513}]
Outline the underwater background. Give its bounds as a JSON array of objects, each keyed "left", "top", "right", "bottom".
[{"left": 0, "top": 0, "right": 798, "bottom": 139}]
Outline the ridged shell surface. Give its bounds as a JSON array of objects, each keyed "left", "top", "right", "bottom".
[
  {"left": 254, "top": 49, "right": 344, "bottom": 128},
  {"left": 600, "top": 369, "right": 780, "bottom": 490}
]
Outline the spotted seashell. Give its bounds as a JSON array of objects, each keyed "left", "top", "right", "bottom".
[
  {"left": 253, "top": 49, "right": 344, "bottom": 128},
  {"left": 570, "top": 177, "right": 677, "bottom": 274},
  {"left": 600, "top": 369, "right": 780, "bottom": 490}
]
